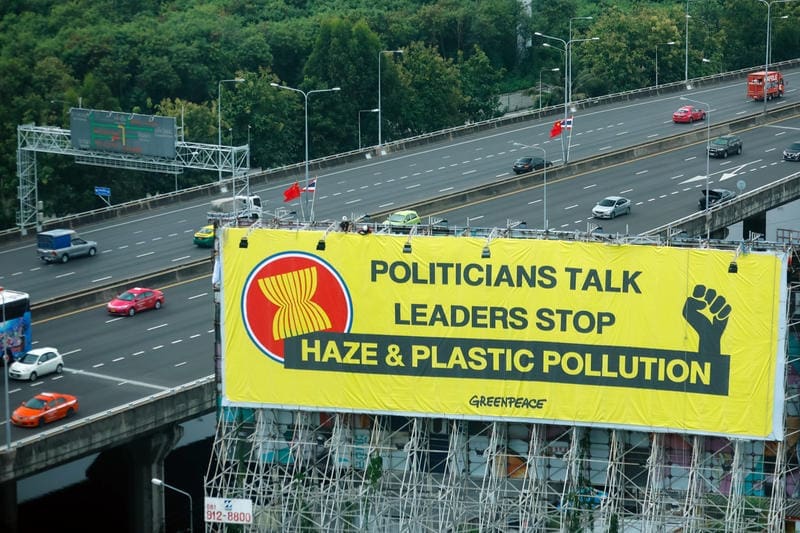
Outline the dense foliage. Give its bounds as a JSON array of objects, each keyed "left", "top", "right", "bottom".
[{"left": 0, "top": 0, "right": 797, "bottom": 227}]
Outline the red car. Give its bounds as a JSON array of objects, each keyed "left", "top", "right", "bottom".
[
  {"left": 672, "top": 105, "right": 706, "bottom": 124},
  {"left": 11, "top": 392, "right": 79, "bottom": 428},
  {"left": 107, "top": 287, "right": 165, "bottom": 317}
]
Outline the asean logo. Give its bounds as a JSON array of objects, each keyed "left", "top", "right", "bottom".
[{"left": 241, "top": 252, "right": 352, "bottom": 363}]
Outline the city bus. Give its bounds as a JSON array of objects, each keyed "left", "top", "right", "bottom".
[{"left": 1, "top": 288, "right": 32, "bottom": 363}]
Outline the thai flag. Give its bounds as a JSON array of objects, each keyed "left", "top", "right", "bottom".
[
  {"left": 302, "top": 179, "right": 317, "bottom": 193},
  {"left": 562, "top": 116, "right": 573, "bottom": 130}
]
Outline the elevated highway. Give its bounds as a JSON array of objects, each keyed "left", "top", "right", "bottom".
[
  {"left": 3, "top": 114, "right": 798, "bottom": 488},
  {"left": 1, "top": 66, "right": 800, "bottom": 532}
]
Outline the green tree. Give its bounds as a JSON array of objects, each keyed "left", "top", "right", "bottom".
[
  {"left": 265, "top": 18, "right": 317, "bottom": 86},
  {"left": 468, "top": 0, "right": 523, "bottom": 71},
  {"left": 394, "top": 41, "right": 464, "bottom": 136},
  {"left": 303, "top": 18, "right": 382, "bottom": 153},
  {"left": 458, "top": 46, "right": 504, "bottom": 121},
  {"left": 579, "top": 5, "right": 681, "bottom": 95}
]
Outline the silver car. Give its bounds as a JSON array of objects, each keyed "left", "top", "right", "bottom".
[
  {"left": 592, "top": 196, "right": 631, "bottom": 219},
  {"left": 8, "top": 347, "right": 64, "bottom": 381}
]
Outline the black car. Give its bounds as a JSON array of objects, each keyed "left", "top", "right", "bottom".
[
  {"left": 698, "top": 188, "right": 737, "bottom": 210},
  {"left": 783, "top": 141, "right": 800, "bottom": 161},
  {"left": 707, "top": 135, "right": 742, "bottom": 158},
  {"left": 512, "top": 156, "right": 552, "bottom": 174}
]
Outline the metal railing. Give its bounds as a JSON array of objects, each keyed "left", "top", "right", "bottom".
[{"left": 4, "top": 59, "right": 799, "bottom": 243}]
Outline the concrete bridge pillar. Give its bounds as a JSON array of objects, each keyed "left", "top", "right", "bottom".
[
  {"left": 132, "top": 424, "right": 183, "bottom": 533},
  {"left": 85, "top": 423, "right": 183, "bottom": 533},
  {"left": 0, "top": 476, "right": 17, "bottom": 532}
]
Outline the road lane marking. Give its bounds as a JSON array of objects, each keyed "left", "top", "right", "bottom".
[{"left": 62, "top": 368, "right": 170, "bottom": 390}]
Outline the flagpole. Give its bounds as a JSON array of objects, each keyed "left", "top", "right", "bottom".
[
  {"left": 295, "top": 182, "right": 305, "bottom": 221},
  {"left": 566, "top": 116, "right": 574, "bottom": 163},
  {"left": 310, "top": 177, "right": 318, "bottom": 222},
  {"left": 299, "top": 193, "right": 305, "bottom": 221}
]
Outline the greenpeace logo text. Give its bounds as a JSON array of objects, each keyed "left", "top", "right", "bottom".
[{"left": 469, "top": 395, "right": 547, "bottom": 409}]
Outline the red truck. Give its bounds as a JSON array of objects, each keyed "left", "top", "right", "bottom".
[{"left": 747, "top": 70, "right": 785, "bottom": 101}]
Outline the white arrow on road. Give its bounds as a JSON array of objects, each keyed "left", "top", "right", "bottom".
[
  {"left": 680, "top": 174, "right": 708, "bottom": 184},
  {"left": 678, "top": 161, "right": 757, "bottom": 185},
  {"left": 718, "top": 162, "right": 757, "bottom": 181}
]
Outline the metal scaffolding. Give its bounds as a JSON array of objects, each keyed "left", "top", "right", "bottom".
[
  {"left": 15, "top": 123, "right": 249, "bottom": 234},
  {"left": 204, "top": 229, "right": 800, "bottom": 532}
]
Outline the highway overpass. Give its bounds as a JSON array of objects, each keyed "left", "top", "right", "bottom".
[{"left": 1, "top": 67, "right": 800, "bottom": 532}]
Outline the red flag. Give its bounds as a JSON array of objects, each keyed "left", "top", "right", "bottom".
[
  {"left": 549, "top": 120, "right": 562, "bottom": 138},
  {"left": 283, "top": 181, "right": 301, "bottom": 202}
]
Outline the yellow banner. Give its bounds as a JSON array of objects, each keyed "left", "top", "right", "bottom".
[{"left": 221, "top": 228, "right": 787, "bottom": 439}]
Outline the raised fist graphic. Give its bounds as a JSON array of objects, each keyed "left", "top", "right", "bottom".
[{"left": 682, "top": 284, "right": 731, "bottom": 356}]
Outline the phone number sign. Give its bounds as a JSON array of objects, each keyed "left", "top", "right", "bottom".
[{"left": 204, "top": 497, "right": 253, "bottom": 524}]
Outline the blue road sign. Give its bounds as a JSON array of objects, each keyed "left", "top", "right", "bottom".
[{"left": 95, "top": 186, "right": 111, "bottom": 197}]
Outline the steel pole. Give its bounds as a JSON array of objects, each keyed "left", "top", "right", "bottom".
[
  {"left": 530, "top": 146, "right": 548, "bottom": 230},
  {"left": 153, "top": 478, "right": 193, "bottom": 533},
  {"left": 655, "top": 45, "right": 659, "bottom": 87},
  {"left": 217, "top": 81, "right": 222, "bottom": 183},
  {"left": 270, "top": 83, "right": 340, "bottom": 221},
  {"left": 764, "top": 0, "right": 771, "bottom": 116},
  {"left": 217, "top": 78, "right": 244, "bottom": 183},
  {"left": 378, "top": 50, "right": 403, "bottom": 149},
  {"left": 705, "top": 107, "right": 711, "bottom": 240},
  {"left": 685, "top": 0, "right": 690, "bottom": 83},
  {"left": 682, "top": 96, "right": 711, "bottom": 239},
  {"left": 568, "top": 17, "right": 592, "bottom": 104},
  {"left": 378, "top": 51, "right": 382, "bottom": 147},
  {"left": 2, "top": 288, "right": 9, "bottom": 449},
  {"left": 563, "top": 43, "right": 569, "bottom": 163},
  {"left": 303, "top": 91, "right": 309, "bottom": 216},
  {"left": 759, "top": 0, "right": 798, "bottom": 114}
]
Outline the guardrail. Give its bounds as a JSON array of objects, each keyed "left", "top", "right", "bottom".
[
  {"left": 4, "top": 60, "right": 799, "bottom": 245},
  {"left": 8, "top": 375, "right": 214, "bottom": 451},
  {"left": 0, "top": 376, "right": 216, "bottom": 482},
  {"left": 643, "top": 170, "right": 800, "bottom": 240},
  {"left": 32, "top": 257, "right": 212, "bottom": 320},
  {"left": 364, "top": 100, "right": 800, "bottom": 224}
]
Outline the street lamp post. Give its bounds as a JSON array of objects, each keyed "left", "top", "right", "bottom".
[
  {"left": 271, "top": 82, "right": 341, "bottom": 221},
  {"left": 568, "top": 16, "right": 592, "bottom": 104},
  {"left": 655, "top": 41, "right": 676, "bottom": 87},
  {"left": 680, "top": 96, "right": 711, "bottom": 240},
  {"left": 378, "top": 49, "right": 403, "bottom": 149},
  {"left": 539, "top": 67, "right": 560, "bottom": 111},
  {"left": 217, "top": 78, "right": 245, "bottom": 184},
  {"left": 770, "top": 15, "right": 790, "bottom": 66},
  {"left": 152, "top": 478, "right": 193, "bottom": 533},
  {"left": 359, "top": 108, "right": 379, "bottom": 150},
  {"left": 758, "top": 0, "right": 797, "bottom": 115},
  {"left": 513, "top": 143, "right": 548, "bottom": 230},
  {"left": 532, "top": 146, "right": 549, "bottom": 231},
  {"left": 1, "top": 287, "right": 9, "bottom": 449},
  {"left": 50, "top": 97, "right": 82, "bottom": 108},
  {"left": 685, "top": 0, "right": 691, "bottom": 83},
  {"left": 536, "top": 31, "right": 599, "bottom": 164}
]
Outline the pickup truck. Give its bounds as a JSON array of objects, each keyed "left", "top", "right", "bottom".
[{"left": 37, "top": 229, "right": 98, "bottom": 263}]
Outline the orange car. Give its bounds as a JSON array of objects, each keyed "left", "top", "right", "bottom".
[{"left": 11, "top": 392, "right": 79, "bottom": 428}]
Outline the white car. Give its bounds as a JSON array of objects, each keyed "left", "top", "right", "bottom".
[
  {"left": 8, "top": 347, "right": 64, "bottom": 381},
  {"left": 592, "top": 196, "right": 631, "bottom": 219}
]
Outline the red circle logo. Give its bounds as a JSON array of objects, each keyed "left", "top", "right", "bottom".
[{"left": 242, "top": 252, "right": 352, "bottom": 362}]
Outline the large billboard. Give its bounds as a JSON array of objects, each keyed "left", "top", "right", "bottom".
[
  {"left": 221, "top": 228, "right": 788, "bottom": 440},
  {"left": 70, "top": 108, "right": 177, "bottom": 158}
]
